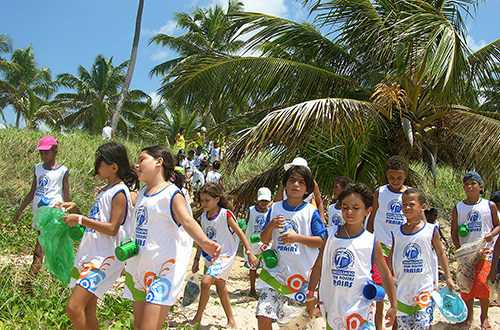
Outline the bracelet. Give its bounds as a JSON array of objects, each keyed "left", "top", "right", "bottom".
[
  {"left": 306, "top": 295, "right": 316, "bottom": 302},
  {"left": 306, "top": 290, "right": 315, "bottom": 297},
  {"left": 194, "top": 257, "right": 200, "bottom": 261},
  {"left": 246, "top": 249, "right": 252, "bottom": 255},
  {"left": 78, "top": 215, "right": 83, "bottom": 225}
]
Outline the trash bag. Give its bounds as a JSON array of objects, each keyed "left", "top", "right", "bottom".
[
  {"left": 33, "top": 206, "right": 75, "bottom": 284},
  {"left": 455, "top": 239, "right": 487, "bottom": 294},
  {"left": 182, "top": 274, "right": 200, "bottom": 307},
  {"left": 277, "top": 304, "right": 322, "bottom": 330}
]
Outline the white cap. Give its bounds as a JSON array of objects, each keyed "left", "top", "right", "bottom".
[
  {"left": 284, "top": 157, "right": 309, "bottom": 171},
  {"left": 201, "top": 127, "right": 207, "bottom": 132},
  {"left": 257, "top": 187, "right": 272, "bottom": 201}
]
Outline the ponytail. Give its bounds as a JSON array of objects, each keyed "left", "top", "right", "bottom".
[{"left": 123, "top": 164, "right": 140, "bottom": 191}]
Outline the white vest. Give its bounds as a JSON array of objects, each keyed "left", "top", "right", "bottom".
[
  {"left": 124, "top": 183, "right": 193, "bottom": 305},
  {"left": 244, "top": 205, "right": 269, "bottom": 261},
  {"left": 456, "top": 198, "right": 494, "bottom": 249},
  {"left": 328, "top": 203, "right": 344, "bottom": 228},
  {"left": 256, "top": 201, "right": 320, "bottom": 302},
  {"left": 319, "top": 228, "right": 376, "bottom": 329},
  {"left": 373, "top": 185, "right": 407, "bottom": 255},
  {"left": 391, "top": 222, "right": 436, "bottom": 315},
  {"left": 206, "top": 170, "right": 222, "bottom": 184},
  {"left": 32, "top": 163, "right": 68, "bottom": 214},
  {"left": 201, "top": 208, "right": 239, "bottom": 261}
]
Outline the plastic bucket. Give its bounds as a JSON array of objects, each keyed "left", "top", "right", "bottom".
[
  {"left": 363, "top": 280, "right": 385, "bottom": 301},
  {"left": 262, "top": 249, "right": 278, "bottom": 268},
  {"left": 458, "top": 225, "right": 469, "bottom": 237},
  {"left": 115, "top": 238, "right": 139, "bottom": 261},
  {"left": 250, "top": 234, "right": 261, "bottom": 243},
  {"left": 68, "top": 225, "right": 85, "bottom": 240}
]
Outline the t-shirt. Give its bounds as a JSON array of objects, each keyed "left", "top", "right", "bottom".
[
  {"left": 245, "top": 205, "right": 269, "bottom": 261},
  {"left": 391, "top": 222, "right": 436, "bottom": 316},
  {"left": 373, "top": 184, "right": 408, "bottom": 256},
  {"left": 33, "top": 163, "right": 68, "bottom": 215},
  {"left": 319, "top": 228, "right": 376, "bottom": 329},
  {"left": 206, "top": 170, "right": 222, "bottom": 184},
  {"left": 191, "top": 169, "right": 205, "bottom": 191},
  {"left": 328, "top": 203, "right": 344, "bottom": 228},
  {"left": 211, "top": 147, "right": 222, "bottom": 162},
  {"left": 102, "top": 126, "right": 113, "bottom": 139},
  {"left": 256, "top": 200, "right": 326, "bottom": 302}
]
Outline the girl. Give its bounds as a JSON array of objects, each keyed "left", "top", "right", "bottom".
[
  {"left": 175, "top": 127, "right": 187, "bottom": 150},
  {"left": 123, "top": 145, "right": 220, "bottom": 330},
  {"left": 58, "top": 142, "right": 139, "bottom": 330},
  {"left": 191, "top": 182, "right": 259, "bottom": 328},
  {"left": 306, "top": 183, "right": 397, "bottom": 330}
]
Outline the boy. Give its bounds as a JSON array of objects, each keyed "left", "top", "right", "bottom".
[
  {"left": 388, "top": 189, "right": 455, "bottom": 330},
  {"left": 328, "top": 176, "right": 353, "bottom": 227},
  {"left": 488, "top": 192, "right": 500, "bottom": 291},
  {"left": 210, "top": 140, "right": 222, "bottom": 163},
  {"left": 366, "top": 155, "right": 409, "bottom": 329},
  {"left": 425, "top": 208, "right": 449, "bottom": 249},
  {"left": 185, "top": 149, "right": 195, "bottom": 180},
  {"left": 13, "top": 136, "right": 71, "bottom": 288},
  {"left": 245, "top": 187, "right": 272, "bottom": 298},
  {"left": 193, "top": 146, "right": 203, "bottom": 168},
  {"left": 256, "top": 165, "right": 326, "bottom": 329},
  {"left": 451, "top": 171, "right": 499, "bottom": 328},
  {"left": 206, "top": 160, "right": 223, "bottom": 190},
  {"left": 192, "top": 161, "right": 207, "bottom": 196}
]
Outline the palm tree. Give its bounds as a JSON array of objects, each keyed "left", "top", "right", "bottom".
[
  {"left": 55, "top": 54, "right": 150, "bottom": 137},
  {"left": 149, "top": 0, "right": 245, "bottom": 128},
  {"left": 112, "top": 0, "right": 145, "bottom": 132},
  {"left": 0, "top": 46, "right": 64, "bottom": 129},
  {"left": 157, "top": 0, "right": 500, "bottom": 195}
]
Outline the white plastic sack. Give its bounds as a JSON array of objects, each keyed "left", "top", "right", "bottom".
[
  {"left": 277, "top": 304, "right": 321, "bottom": 330},
  {"left": 455, "top": 239, "right": 487, "bottom": 294}
]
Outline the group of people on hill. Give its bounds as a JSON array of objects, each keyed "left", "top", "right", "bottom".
[{"left": 13, "top": 135, "right": 500, "bottom": 330}]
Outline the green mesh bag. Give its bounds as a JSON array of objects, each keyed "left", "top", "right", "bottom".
[{"left": 33, "top": 206, "right": 75, "bottom": 284}]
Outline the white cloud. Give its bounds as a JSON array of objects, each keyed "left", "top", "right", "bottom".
[
  {"left": 150, "top": 49, "right": 172, "bottom": 61},
  {"left": 241, "top": 0, "right": 288, "bottom": 17},
  {"left": 467, "top": 35, "right": 487, "bottom": 52},
  {"left": 143, "top": 20, "right": 180, "bottom": 38}
]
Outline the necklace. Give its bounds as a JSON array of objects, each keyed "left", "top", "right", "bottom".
[
  {"left": 406, "top": 219, "right": 422, "bottom": 225},
  {"left": 147, "top": 181, "right": 167, "bottom": 195},
  {"left": 105, "top": 179, "right": 122, "bottom": 190}
]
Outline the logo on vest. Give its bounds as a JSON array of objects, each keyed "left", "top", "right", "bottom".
[
  {"left": 135, "top": 206, "right": 149, "bottom": 246},
  {"left": 35, "top": 175, "right": 50, "bottom": 197},
  {"left": 331, "top": 248, "right": 355, "bottom": 288},
  {"left": 402, "top": 243, "right": 423, "bottom": 273},
  {"left": 466, "top": 209, "right": 482, "bottom": 232},
  {"left": 253, "top": 215, "right": 266, "bottom": 233},
  {"left": 206, "top": 226, "right": 216, "bottom": 240},
  {"left": 386, "top": 199, "right": 405, "bottom": 225},
  {"left": 331, "top": 214, "right": 343, "bottom": 226},
  {"left": 388, "top": 199, "right": 402, "bottom": 213},
  {"left": 277, "top": 219, "right": 299, "bottom": 252}
]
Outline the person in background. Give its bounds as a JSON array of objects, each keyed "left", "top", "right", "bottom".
[
  {"left": 193, "top": 127, "right": 207, "bottom": 148},
  {"left": 328, "top": 176, "right": 353, "bottom": 228},
  {"left": 206, "top": 160, "right": 223, "bottom": 190},
  {"left": 102, "top": 122, "right": 114, "bottom": 140},
  {"left": 175, "top": 127, "right": 187, "bottom": 151},
  {"left": 424, "top": 207, "right": 449, "bottom": 249},
  {"left": 13, "top": 136, "right": 72, "bottom": 291}
]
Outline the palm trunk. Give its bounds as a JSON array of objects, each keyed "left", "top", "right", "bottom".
[{"left": 111, "top": 0, "right": 144, "bottom": 132}]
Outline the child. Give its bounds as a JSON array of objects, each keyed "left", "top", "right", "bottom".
[
  {"left": 56, "top": 142, "right": 139, "bottom": 329},
  {"left": 13, "top": 136, "right": 71, "bottom": 289},
  {"left": 245, "top": 187, "right": 272, "bottom": 298},
  {"left": 210, "top": 140, "right": 222, "bottom": 162},
  {"left": 388, "top": 188, "right": 455, "bottom": 329},
  {"left": 488, "top": 192, "right": 500, "bottom": 287},
  {"left": 175, "top": 127, "right": 187, "bottom": 151},
  {"left": 192, "top": 161, "right": 207, "bottom": 196},
  {"left": 451, "top": 171, "right": 499, "bottom": 328},
  {"left": 306, "top": 183, "right": 397, "bottom": 329},
  {"left": 191, "top": 182, "right": 258, "bottom": 328},
  {"left": 123, "top": 145, "right": 220, "bottom": 330},
  {"left": 256, "top": 165, "right": 326, "bottom": 329},
  {"left": 185, "top": 149, "right": 195, "bottom": 180},
  {"left": 206, "top": 160, "right": 223, "bottom": 189},
  {"left": 425, "top": 208, "right": 449, "bottom": 249},
  {"left": 366, "top": 155, "right": 409, "bottom": 329},
  {"left": 328, "top": 176, "right": 353, "bottom": 227},
  {"left": 193, "top": 146, "right": 203, "bottom": 168}
]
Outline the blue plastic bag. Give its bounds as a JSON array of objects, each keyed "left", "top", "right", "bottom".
[{"left": 33, "top": 206, "right": 75, "bottom": 284}]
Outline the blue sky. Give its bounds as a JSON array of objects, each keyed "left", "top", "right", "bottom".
[{"left": 1, "top": 0, "right": 499, "bottom": 125}]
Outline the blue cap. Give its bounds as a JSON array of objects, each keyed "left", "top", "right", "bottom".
[
  {"left": 463, "top": 171, "right": 482, "bottom": 185},
  {"left": 491, "top": 191, "right": 500, "bottom": 204},
  {"left": 431, "top": 287, "right": 467, "bottom": 323}
]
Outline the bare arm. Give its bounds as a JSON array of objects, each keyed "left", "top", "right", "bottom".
[
  {"left": 260, "top": 214, "right": 281, "bottom": 244},
  {"left": 227, "top": 215, "right": 258, "bottom": 267},
  {"left": 280, "top": 230, "right": 324, "bottom": 248},
  {"left": 63, "top": 171, "right": 72, "bottom": 202},
  {"left": 171, "top": 192, "right": 221, "bottom": 258},
  {"left": 366, "top": 189, "right": 379, "bottom": 233},
  {"left": 432, "top": 227, "right": 456, "bottom": 292},
  {"left": 451, "top": 206, "right": 460, "bottom": 249},
  {"left": 305, "top": 237, "right": 326, "bottom": 318},
  {"left": 374, "top": 239, "right": 397, "bottom": 328},
  {"left": 274, "top": 183, "right": 284, "bottom": 202},
  {"left": 387, "top": 240, "right": 394, "bottom": 274},
  {"left": 62, "top": 191, "right": 127, "bottom": 236},
  {"left": 313, "top": 180, "right": 325, "bottom": 222},
  {"left": 13, "top": 175, "right": 37, "bottom": 224}
]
